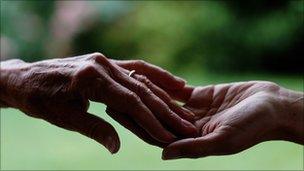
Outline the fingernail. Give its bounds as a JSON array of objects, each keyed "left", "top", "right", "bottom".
[
  {"left": 171, "top": 100, "right": 194, "bottom": 117},
  {"left": 162, "top": 148, "right": 181, "bottom": 160},
  {"left": 182, "top": 107, "right": 195, "bottom": 116},
  {"left": 183, "top": 122, "right": 199, "bottom": 138},
  {"left": 170, "top": 100, "right": 181, "bottom": 107},
  {"left": 104, "top": 136, "right": 119, "bottom": 154},
  {"left": 170, "top": 101, "right": 195, "bottom": 120}
]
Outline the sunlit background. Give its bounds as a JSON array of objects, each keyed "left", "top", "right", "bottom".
[{"left": 1, "top": 1, "right": 303, "bottom": 170}]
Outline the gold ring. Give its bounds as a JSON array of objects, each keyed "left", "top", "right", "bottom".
[{"left": 128, "top": 70, "right": 136, "bottom": 77}]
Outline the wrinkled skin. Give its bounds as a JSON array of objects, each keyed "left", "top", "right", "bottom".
[
  {"left": 1, "top": 54, "right": 303, "bottom": 159},
  {"left": 0, "top": 53, "right": 198, "bottom": 154},
  {"left": 162, "top": 81, "right": 303, "bottom": 159}
]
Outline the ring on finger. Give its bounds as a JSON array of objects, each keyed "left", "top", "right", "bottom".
[{"left": 128, "top": 70, "right": 136, "bottom": 77}]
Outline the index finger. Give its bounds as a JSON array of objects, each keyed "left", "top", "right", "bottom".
[
  {"left": 96, "top": 76, "right": 176, "bottom": 143},
  {"left": 112, "top": 59, "right": 186, "bottom": 90},
  {"left": 107, "top": 62, "right": 197, "bottom": 137},
  {"left": 106, "top": 107, "right": 167, "bottom": 148}
]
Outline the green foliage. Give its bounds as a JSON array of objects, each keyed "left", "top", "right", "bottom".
[
  {"left": 1, "top": 1, "right": 303, "bottom": 73},
  {"left": 1, "top": 2, "right": 303, "bottom": 169}
]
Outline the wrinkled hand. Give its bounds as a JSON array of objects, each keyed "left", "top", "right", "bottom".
[
  {"left": 162, "top": 81, "right": 302, "bottom": 159},
  {"left": 0, "top": 53, "right": 197, "bottom": 154}
]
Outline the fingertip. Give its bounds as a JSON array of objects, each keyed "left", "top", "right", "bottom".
[
  {"left": 103, "top": 135, "right": 121, "bottom": 154},
  {"left": 169, "top": 76, "right": 186, "bottom": 90},
  {"left": 70, "top": 112, "right": 121, "bottom": 155},
  {"left": 181, "top": 106, "right": 196, "bottom": 122},
  {"left": 169, "top": 101, "right": 195, "bottom": 122},
  {"left": 182, "top": 121, "right": 200, "bottom": 138},
  {"left": 162, "top": 146, "right": 181, "bottom": 160},
  {"left": 174, "top": 76, "right": 187, "bottom": 85},
  {"left": 92, "top": 113, "right": 120, "bottom": 154}
]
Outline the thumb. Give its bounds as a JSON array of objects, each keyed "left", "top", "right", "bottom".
[
  {"left": 66, "top": 112, "right": 120, "bottom": 154},
  {"left": 162, "top": 132, "right": 228, "bottom": 160}
]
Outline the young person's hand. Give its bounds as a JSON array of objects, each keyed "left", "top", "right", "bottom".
[{"left": 162, "top": 81, "right": 303, "bottom": 159}]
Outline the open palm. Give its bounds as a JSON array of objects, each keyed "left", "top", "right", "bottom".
[{"left": 163, "top": 81, "right": 287, "bottom": 159}]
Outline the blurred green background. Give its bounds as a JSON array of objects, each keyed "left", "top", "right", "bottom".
[{"left": 1, "top": 0, "right": 303, "bottom": 170}]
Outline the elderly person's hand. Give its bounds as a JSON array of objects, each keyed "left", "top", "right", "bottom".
[
  {"left": 0, "top": 53, "right": 197, "bottom": 154},
  {"left": 161, "top": 81, "right": 303, "bottom": 159}
]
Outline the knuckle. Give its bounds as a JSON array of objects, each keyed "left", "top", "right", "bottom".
[
  {"left": 124, "top": 91, "right": 141, "bottom": 108},
  {"left": 91, "top": 52, "right": 106, "bottom": 58},
  {"left": 76, "top": 65, "right": 97, "bottom": 78},
  {"left": 142, "top": 77, "right": 153, "bottom": 87},
  {"left": 128, "top": 91, "right": 140, "bottom": 102},
  {"left": 87, "top": 52, "right": 108, "bottom": 64},
  {"left": 265, "top": 82, "right": 279, "bottom": 90},
  {"left": 255, "top": 81, "right": 280, "bottom": 92},
  {"left": 135, "top": 82, "right": 151, "bottom": 96},
  {"left": 135, "top": 60, "right": 147, "bottom": 67},
  {"left": 138, "top": 75, "right": 149, "bottom": 83}
]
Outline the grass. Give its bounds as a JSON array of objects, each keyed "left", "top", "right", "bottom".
[{"left": 1, "top": 72, "right": 303, "bottom": 170}]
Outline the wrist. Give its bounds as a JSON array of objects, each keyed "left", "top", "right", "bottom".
[
  {"left": 276, "top": 88, "right": 304, "bottom": 144},
  {"left": 0, "top": 59, "right": 29, "bottom": 108}
]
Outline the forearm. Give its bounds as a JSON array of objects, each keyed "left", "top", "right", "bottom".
[
  {"left": 0, "top": 61, "right": 11, "bottom": 107},
  {"left": 0, "top": 59, "right": 28, "bottom": 108}
]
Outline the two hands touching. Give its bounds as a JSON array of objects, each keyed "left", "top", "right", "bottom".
[{"left": 0, "top": 53, "right": 303, "bottom": 160}]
